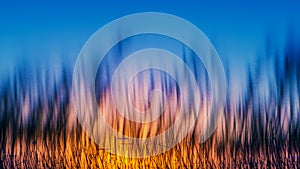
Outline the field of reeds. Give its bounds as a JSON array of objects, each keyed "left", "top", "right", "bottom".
[{"left": 0, "top": 36, "right": 299, "bottom": 168}]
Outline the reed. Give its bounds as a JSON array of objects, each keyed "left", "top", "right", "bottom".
[{"left": 0, "top": 37, "right": 299, "bottom": 168}]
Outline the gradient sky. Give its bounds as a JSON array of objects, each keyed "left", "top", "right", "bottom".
[{"left": 0, "top": 0, "right": 299, "bottom": 92}]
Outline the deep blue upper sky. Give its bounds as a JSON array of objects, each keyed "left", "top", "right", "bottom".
[{"left": 0, "top": 0, "right": 299, "bottom": 91}]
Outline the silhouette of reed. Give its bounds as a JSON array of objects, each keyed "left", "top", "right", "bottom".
[{"left": 0, "top": 36, "right": 299, "bottom": 168}]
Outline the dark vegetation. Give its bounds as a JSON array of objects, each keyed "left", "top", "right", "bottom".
[{"left": 0, "top": 37, "right": 299, "bottom": 168}]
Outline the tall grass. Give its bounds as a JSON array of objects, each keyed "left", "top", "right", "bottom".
[{"left": 0, "top": 37, "right": 299, "bottom": 168}]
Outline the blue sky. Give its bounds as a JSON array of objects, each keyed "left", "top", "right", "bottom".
[{"left": 0, "top": 0, "right": 299, "bottom": 91}]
